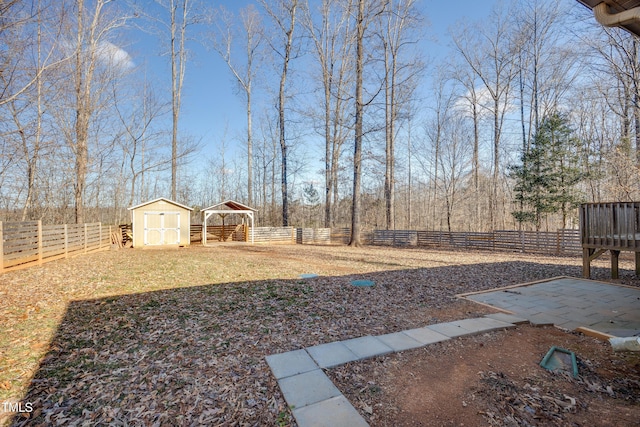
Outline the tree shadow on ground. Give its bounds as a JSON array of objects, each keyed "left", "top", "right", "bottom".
[{"left": 8, "top": 260, "right": 638, "bottom": 426}]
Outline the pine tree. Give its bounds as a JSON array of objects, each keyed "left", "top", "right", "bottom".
[{"left": 510, "top": 113, "right": 586, "bottom": 230}]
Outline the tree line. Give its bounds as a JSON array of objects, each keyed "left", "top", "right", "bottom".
[{"left": 1, "top": 0, "right": 639, "bottom": 242}]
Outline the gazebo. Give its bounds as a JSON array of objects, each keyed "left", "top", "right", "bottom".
[{"left": 201, "top": 200, "right": 257, "bottom": 245}]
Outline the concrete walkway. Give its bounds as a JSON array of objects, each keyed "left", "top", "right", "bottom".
[
  {"left": 266, "top": 276, "right": 639, "bottom": 427},
  {"left": 266, "top": 314, "right": 522, "bottom": 427},
  {"left": 462, "top": 277, "right": 640, "bottom": 337}
]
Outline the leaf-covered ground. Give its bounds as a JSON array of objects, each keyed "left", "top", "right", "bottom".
[
  {"left": 1, "top": 244, "right": 637, "bottom": 426},
  {"left": 328, "top": 325, "right": 640, "bottom": 426}
]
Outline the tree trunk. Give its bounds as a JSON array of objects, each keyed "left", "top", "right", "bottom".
[
  {"left": 350, "top": 0, "right": 364, "bottom": 247},
  {"left": 324, "top": 67, "right": 332, "bottom": 228},
  {"left": 276, "top": 0, "right": 297, "bottom": 227},
  {"left": 247, "top": 87, "right": 253, "bottom": 205},
  {"left": 170, "top": 0, "right": 188, "bottom": 201}
]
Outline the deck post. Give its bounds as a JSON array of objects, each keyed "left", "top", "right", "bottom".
[
  {"left": 582, "top": 248, "right": 591, "bottom": 278},
  {"left": 636, "top": 252, "right": 640, "bottom": 277},
  {"left": 611, "top": 250, "right": 620, "bottom": 279}
]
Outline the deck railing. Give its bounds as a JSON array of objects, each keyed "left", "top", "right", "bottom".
[{"left": 580, "top": 202, "right": 640, "bottom": 250}]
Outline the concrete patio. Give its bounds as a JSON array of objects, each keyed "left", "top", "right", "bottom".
[
  {"left": 462, "top": 277, "right": 640, "bottom": 337},
  {"left": 265, "top": 276, "right": 640, "bottom": 427}
]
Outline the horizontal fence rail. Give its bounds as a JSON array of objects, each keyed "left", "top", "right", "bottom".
[
  {"left": 251, "top": 227, "right": 296, "bottom": 244},
  {"left": 0, "top": 221, "right": 111, "bottom": 273},
  {"left": 326, "top": 228, "right": 579, "bottom": 256},
  {"left": 417, "top": 230, "right": 579, "bottom": 255}
]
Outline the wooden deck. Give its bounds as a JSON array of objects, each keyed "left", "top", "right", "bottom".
[{"left": 580, "top": 202, "right": 640, "bottom": 278}]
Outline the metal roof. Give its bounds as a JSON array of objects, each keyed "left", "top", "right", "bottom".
[
  {"left": 577, "top": 0, "right": 640, "bottom": 36},
  {"left": 202, "top": 200, "right": 257, "bottom": 212}
]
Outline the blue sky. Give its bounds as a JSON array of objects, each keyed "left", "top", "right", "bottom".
[
  {"left": 125, "top": 0, "right": 503, "bottom": 158},
  {"left": 122, "top": 0, "right": 590, "bottom": 179}
]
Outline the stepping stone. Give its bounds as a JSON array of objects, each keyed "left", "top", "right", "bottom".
[
  {"left": 266, "top": 349, "right": 319, "bottom": 380},
  {"left": 485, "top": 312, "right": 529, "bottom": 325},
  {"left": 427, "top": 321, "right": 475, "bottom": 338},
  {"left": 292, "top": 395, "right": 369, "bottom": 427},
  {"left": 403, "top": 327, "right": 450, "bottom": 345},
  {"left": 307, "top": 342, "right": 359, "bottom": 368},
  {"left": 377, "top": 332, "right": 424, "bottom": 352},
  {"left": 342, "top": 336, "right": 393, "bottom": 359},
  {"left": 471, "top": 317, "right": 517, "bottom": 331},
  {"left": 277, "top": 369, "right": 342, "bottom": 409}
]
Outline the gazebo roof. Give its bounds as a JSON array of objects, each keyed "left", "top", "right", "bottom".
[{"left": 202, "top": 200, "right": 257, "bottom": 212}]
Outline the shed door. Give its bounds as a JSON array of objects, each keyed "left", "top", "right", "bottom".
[{"left": 144, "top": 212, "right": 180, "bottom": 245}]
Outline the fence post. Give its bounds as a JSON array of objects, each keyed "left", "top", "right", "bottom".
[
  {"left": 99, "top": 223, "right": 102, "bottom": 249},
  {"left": 64, "top": 224, "right": 68, "bottom": 258},
  {"left": 37, "top": 220, "right": 43, "bottom": 265},
  {"left": 0, "top": 221, "right": 4, "bottom": 272},
  {"left": 84, "top": 223, "right": 88, "bottom": 253}
]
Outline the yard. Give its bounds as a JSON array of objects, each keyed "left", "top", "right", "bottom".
[{"left": 1, "top": 244, "right": 639, "bottom": 426}]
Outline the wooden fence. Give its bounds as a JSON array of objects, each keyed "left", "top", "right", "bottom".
[
  {"left": 0, "top": 221, "right": 112, "bottom": 273},
  {"left": 296, "top": 228, "right": 331, "bottom": 244},
  {"left": 2, "top": 220, "right": 582, "bottom": 275},
  {"left": 377, "top": 229, "right": 581, "bottom": 256},
  {"left": 329, "top": 227, "right": 580, "bottom": 256},
  {"left": 330, "top": 228, "right": 375, "bottom": 245},
  {"left": 251, "top": 227, "right": 296, "bottom": 244}
]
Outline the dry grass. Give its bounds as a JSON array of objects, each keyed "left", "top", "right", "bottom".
[{"left": 0, "top": 244, "right": 637, "bottom": 425}]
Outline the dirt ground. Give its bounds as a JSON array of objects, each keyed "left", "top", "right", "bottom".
[
  {"left": 329, "top": 325, "right": 640, "bottom": 427},
  {"left": 1, "top": 244, "right": 639, "bottom": 426}
]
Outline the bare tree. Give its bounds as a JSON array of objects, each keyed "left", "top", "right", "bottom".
[
  {"left": 113, "top": 78, "right": 170, "bottom": 207},
  {"left": 260, "top": 0, "right": 299, "bottom": 226},
  {"left": 452, "top": 5, "right": 517, "bottom": 229},
  {"left": 413, "top": 69, "right": 455, "bottom": 230},
  {"left": 303, "top": 0, "right": 355, "bottom": 228},
  {"left": 450, "top": 62, "right": 483, "bottom": 229},
  {"left": 0, "top": 0, "right": 65, "bottom": 108},
  {"left": 210, "top": 4, "right": 263, "bottom": 206},
  {"left": 589, "top": 25, "right": 640, "bottom": 167},
  {"left": 439, "top": 115, "right": 472, "bottom": 233},
  {"left": 350, "top": 0, "right": 367, "bottom": 246},
  {"left": 146, "top": 0, "right": 195, "bottom": 201},
  {"left": 376, "top": 0, "right": 422, "bottom": 230},
  {"left": 169, "top": 0, "right": 188, "bottom": 201},
  {"left": 69, "top": 0, "right": 128, "bottom": 223}
]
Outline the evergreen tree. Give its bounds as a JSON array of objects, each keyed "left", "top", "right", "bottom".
[{"left": 510, "top": 113, "right": 586, "bottom": 230}]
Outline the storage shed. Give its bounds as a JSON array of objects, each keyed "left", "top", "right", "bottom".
[{"left": 128, "top": 198, "right": 193, "bottom": 248}]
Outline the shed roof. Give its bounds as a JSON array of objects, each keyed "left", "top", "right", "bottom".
[
  {"left": 128, "top": 197, "right": 194, "bottom": 211},
  {"left": 202, "top": 200, "right": 257, "bottom": 212},
  {"left": 577, "top": 0, "right": 640, "bottom": 36}
]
